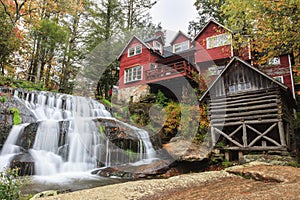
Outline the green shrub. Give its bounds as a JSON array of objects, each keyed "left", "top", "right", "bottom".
[
  {"left": 0, "top": 168, "right": 23, "bottom": 200},
  {"left": 287, "top": 161, "right": 300, "bottom": 168},
  {"left": 222, "top": 160, "right": 233, "bottom": 168},
  {"left": 0, "top": 96, "right": 6, "bottom": 103},
  {"left": 9, "top": 108, "right": 21, "bottom": 125},
  {"left": 156, "top": 90, "right": 168, "bottom": 106}
]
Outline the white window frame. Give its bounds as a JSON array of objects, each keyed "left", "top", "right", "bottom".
[
  {"left": 217, "top": 65, "right": 225, "bottom": 75},
  {"left": 173, "top": 41, "right": 189, "bottom": 53},
  {"left": 268, "top": 57, "right": 281, "bottom": 65},
  {"left": 124, "top": 65, "right": 143, "bottom": 83},
  {"left": 206, "top": 33, "right": 232, "bottom": 49},
  {"left": 153, "top": 41, "right": 162, "bottom": 52},
  {"left": 128, "top": 45, "right": 142, "bottom": 57},
  {"left": 273, "top": 76, "right": 284, "bottom": 83},
  {"left": 228, "top": 82, "right": 251, "bottom": 94},
  {"left": 208, "top": 66, "right": 217, "bottom": 75},
  {"left": 208, "top": 65, "right": 225, "bottom": 76}
]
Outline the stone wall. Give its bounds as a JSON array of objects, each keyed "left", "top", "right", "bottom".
[{"left": 116, "top": 84, "right": 150, "bottom": 103}]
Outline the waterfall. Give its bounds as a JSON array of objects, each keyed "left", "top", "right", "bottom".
[
  {"left": 0, "top": 124, "right": 29, "bottom": 171},
  {"left": 0, "top": 90, "right": 157, "bottom": 176}
]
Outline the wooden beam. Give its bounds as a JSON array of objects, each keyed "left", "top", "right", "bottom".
[
  {"left": 238, "top": 151, "right": 244, "bottom": 160},
  {"left": 225, "top": 152, "right": 230, "bottom": 161},
  {"left": 210, "top": 108, "right": 279, "bottom": 119},
  {"left": 210, "top": 103, "right": 278, "bottom": 113},
  {"left": 242, "top": 123, "right": 247, "bottom": 147},
  {"left": 209, "top": 90, "right": 279, "bottom": 103},
  {"left": 213, "top": 127, "right": 243, "bottom": 147},
  {"left": 229, "top": 125, "right": 243, "bottom": 137},
  {"left": 211, "top": 114, "right": 279, "bottom": 123},
  {"left": 209, "top": 95, "right": 277, "bottom": 109},
  {"left": 211, "top": 126, "right": 216, "bottom": 147},
  {"left": 278, "top": 120, "right": 286, "bottom": 146},
  {"left": 247, "top": 123, "right": 281, "bottom": 147},
  {"left": 222, "top": 146, "right": 287, "bottom": 151},
  {"left": 212, "top": 119, "right": 279, "bottom": 127}
]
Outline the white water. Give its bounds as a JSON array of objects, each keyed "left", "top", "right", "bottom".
[
  {"left": 0, "top": 124, "right": 29, "bottom": 171},
  {"left": 0, "top": 90, "right": 156, "bottom": 176}
]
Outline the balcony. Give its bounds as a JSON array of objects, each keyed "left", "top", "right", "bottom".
[{"left": 145, "top": 61, "right": 197, "bottom": 83}]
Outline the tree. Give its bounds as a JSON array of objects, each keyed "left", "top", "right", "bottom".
[
  {"left": 221, "top": 0, "right": 300, "bottom": 65},
  {"left": 0, "top": 6, "right": 21, "bottom": 75},
  {"left": 28, "top": 19, "right": 68, "bottom": 88},
  {"left": 58, "top": 0, "right": 87, "bottom": 93},
  {"left": 121, "top": 0, "right": 157, "bottom": 30},
  {"left": 188, "top": 0, "right": 225, "bottom": 36},
  {"left": 79, "top": 0, "right": 157, "bottom": 99}
]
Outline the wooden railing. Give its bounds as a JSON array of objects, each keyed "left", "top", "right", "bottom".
[{"left": 145, "top": 61, "right": 196, "bottom": 81}]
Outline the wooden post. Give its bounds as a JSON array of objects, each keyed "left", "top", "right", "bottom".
[
  {"left": 211, "top": 126, "right": 216, "bottom": 147},
  {"left": 262, "top": 141, "right": 267, "bottom": 148},
  {"left": 242, "top": 123, "right": 247, "bottom": 147},
  {"left": 238, "top": 151, "right": 243, "bottom": 160},
  {"left": 225, "top": 151, "right": 230, "bottom": 161},
  {"left": 278, "top": 120, "right": 286, "bottom": 146}
]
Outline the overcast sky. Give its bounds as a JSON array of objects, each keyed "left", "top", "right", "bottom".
[{"left": 150, "top": 0, "right": 198, "bottom": 34}]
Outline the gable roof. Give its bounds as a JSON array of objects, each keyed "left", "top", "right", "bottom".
[
  {"left": 117, "top": 35, "right": 163, "bottom": 60},
  {"left": 169, "top": 30, "right": 191, "bottom": 45},
  {"left": 192, "top": 18, "right": 232, "bottom": 43},
  {"left": 199, "top": 57, "right": 289, "bottom": 102},
  {"left": 144, "top": 35, "right": 164, "bottom": 43}
]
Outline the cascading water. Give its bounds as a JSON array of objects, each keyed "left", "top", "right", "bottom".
[{"left": 0, "top": 90, "right": 157, "bottom": 176}]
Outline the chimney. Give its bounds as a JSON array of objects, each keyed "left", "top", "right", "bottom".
[{"left": 155, "top": 23, "right": 165, "bottom": 45}]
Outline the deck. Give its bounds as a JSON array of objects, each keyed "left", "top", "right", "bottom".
[{"left": 145, "top": 61, "right": 197, "bottom": 83}]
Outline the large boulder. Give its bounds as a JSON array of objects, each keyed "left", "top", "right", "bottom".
[
  {"left": 92, "top": 159, "right": 171, "bottom": 179},
  {"left": 163, "top": 137, "right": 211, "bottom": 162}
]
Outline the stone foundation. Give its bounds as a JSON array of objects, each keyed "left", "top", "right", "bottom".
[{"left": 116, "top": 85, "right": 150, "bottom": 103}]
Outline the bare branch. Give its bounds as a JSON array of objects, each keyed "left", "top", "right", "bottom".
[{"left": 0, "top": 0, "right": 14, "bottom": 25}]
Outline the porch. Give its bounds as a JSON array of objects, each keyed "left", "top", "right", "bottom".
[{"left": 145, "top": 60, "right": 197, "bottom": 83}]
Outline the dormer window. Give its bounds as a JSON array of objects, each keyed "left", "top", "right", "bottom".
[
  {"left": 173, "top": 41, "right": 189, "bottom": 53},
  {"left": 153, "top": 41, "right": 162, "bottom": 53},
  {"left": 206, "top": 33, "right": 231, "bottom": 49},
  {"left": 128, "top": 45, "right": 142, "bottom": 57}
]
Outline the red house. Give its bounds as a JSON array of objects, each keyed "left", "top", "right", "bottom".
[
  {"left": 116, "top": 19, "right": 295, "bottom": 102},
  {"left": 117, "top": 29, "right": 198, "bottom": 102}
]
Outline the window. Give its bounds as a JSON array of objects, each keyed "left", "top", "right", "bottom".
[
  {"left": 206, "top": 33, "right": 231, "bottom": 49},
  {"left": 153, "top": 41, "right": 162, "bottom": 53},
  {"left": 268, "top": 57, "right": 281, "bottom": 65},
  {"left": 273, "top": 76, "right": 284, "bottom": 83},
  {"left": 208, "top": 66, "right": 217, "bottom": 75},
  {"left": 208, "top": 65, "right": 225, "bottom": 76},
  {"left": 124, "top": 65, "right": 143, "bottom": 83},
  {"left": 173, "top": 41, "right": 189, "bottom": 53},
  {"left": 128, "top": 45, "right": 142, "bottom": 57},
  {"left": 217, "top": 66, "right": 225, "bottom": 75},
  {"left": 228, "top": 82, "right": 251, "bottom": 94}
]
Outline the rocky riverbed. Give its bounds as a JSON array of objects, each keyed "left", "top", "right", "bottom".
[{"left": 36, "top": 162, "right": 300, "bottom": 200}]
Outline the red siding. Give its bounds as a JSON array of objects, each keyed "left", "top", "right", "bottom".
[
  {"left": 172, "top": 34, "right": 190, "bottom": 45},
  {"left": 234, "top": 42, "right": 252, "bottom": 61},
  {"left": 118, "top": 38, "right": 161, "bottom": 89},
  {"left": 194, "top": 22, "right": 232, "bottom": 63},
  {"left": 260, "top": 55, "right": 293, "bottom": 90}
]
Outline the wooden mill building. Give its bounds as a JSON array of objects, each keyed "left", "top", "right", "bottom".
[{"left": 200, "top": 57, "right": 296, "bottom": 160}]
